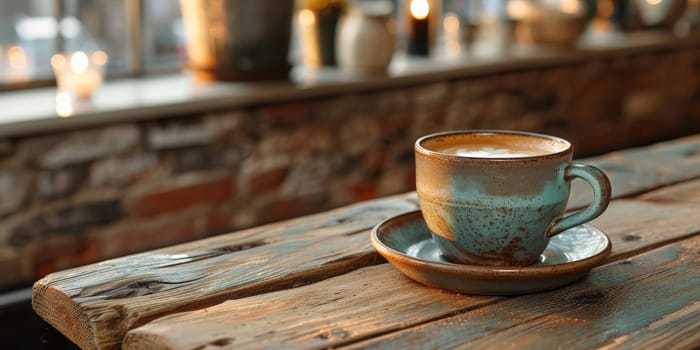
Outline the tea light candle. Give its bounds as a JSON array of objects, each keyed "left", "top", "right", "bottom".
[
  {"left": 51, "top": 50, "right": 108, "bottom": 100},
  {"left": 408, "top": 0, "right": 430, "bottom": 56}
]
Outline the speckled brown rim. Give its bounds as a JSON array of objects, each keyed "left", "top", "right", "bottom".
[
  {"left": 415, "top": 130, "right": 573, "bottom": 164},
  {"left": 371, "top": 210, "right": 612, "bottom": 279}
]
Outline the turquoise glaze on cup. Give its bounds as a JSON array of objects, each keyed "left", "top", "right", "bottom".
[{"left": 415, "top": 130, "right": 611, "bottom": 266}]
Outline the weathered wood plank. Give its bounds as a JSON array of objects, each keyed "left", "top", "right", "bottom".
[
  {"left": 569, "top": 134, "right": 700, "bottom": 208},
  {"left": 596, "top": 301, "right": 700, "bottom": 350},
  {"left": 35, "top": 196, "right": 700, "bottom": 350},
  {"left": 588, "top": 199, "right": 700, "bottom": 260},
  {"left": 32, "top": 195, "right": 418, "bottom": 350},
  {"left": 345, "top": 236, "right": 700, "bottom": 350},
  {"left": 123, "top": 265, "right": 499, "bottom": 350},
  {"left": 122, "top": 199, "right": 700, "bottom": 350},
  {"left": 637, "top": 177, "right": 700, "bottom": 204}
]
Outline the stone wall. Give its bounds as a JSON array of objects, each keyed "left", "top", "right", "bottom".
[{"left": 1, "top": 45, "right": 699, "bottom": 290}]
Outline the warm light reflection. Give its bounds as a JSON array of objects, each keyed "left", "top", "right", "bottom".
[
  {"left": 51, "top": 54, "right": 66, "bottom": 70},
  {"left": 299, "top": 9, "right": 315, "bottom": 26},
  {"left": 443, "top": 13, "right": 459, "bottom": 34},
  {"left": 560, "top": 0, "right": 583, "bottom": 14},
  {"left": 7, "top": 46, "right": 27, "bottom": 69},
  {"left": 507, "top": 0, "right": 529, "bottom": 19},
  {"left": 56, "top": 92, "right": 74, "bottom": 117},
  {"left": 92, "top": 50, "right": 108, "bottom": 66},
  {"left": 52, "top": 50, "right": 108, "bottom": 99},
  {"left": 646, "top": 0, "right": 662, "bottom": 5},
  {"left": 70, "top": 51, "right": 89, "bottom": 73},
  {"left": 410, "top": 0, "right": 430, "bottom": 20},
  {"left": 443, "top": 13, "right": 462, "bottom": 56},
  {"left": 298, "top": 9, "right": 320, "bottom": 67}
]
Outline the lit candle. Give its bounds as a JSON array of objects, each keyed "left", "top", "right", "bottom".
[
  {"left": 408, "top": 0, "right": 430, "bottom": 56},
  {"left": 67, "top": 51, "right": 100, "bottom": 98},
  {"left": 51, "top": 50, "right": 108, "bottom": 100}
]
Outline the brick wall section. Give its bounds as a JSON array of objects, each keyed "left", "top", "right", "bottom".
[{"left": 1, "top": 47, "right": 699, "bottom": 289}]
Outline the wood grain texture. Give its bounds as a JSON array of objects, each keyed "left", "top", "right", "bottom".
[
  {"left": 589, "top": 199, "right": 700, "bottom": 260},
  {"left": 346, "top": 236, "right": 700, "bottom": 350},
  {"left": 123, "top": 265, "right": 499, "bottom": 349},
  {"left": 122, "top": 198, "right": 700, "bottom": 350},
  {"left": 34, "top": 197, "right": 700, "bottom": 350},
  {"left": 637, "top": 177, "right": 700, "bottom": 204},
  {"left": 32, "top": 195, "right": 418, "bottom": 350},
  {"left": 569, "top": 134, "right": 700, "bottom": 208}
]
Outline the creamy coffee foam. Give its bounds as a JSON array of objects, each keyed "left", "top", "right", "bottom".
[
  {"left": 426, "top": 134, "right": 568, "bottom": 159},
  {"left": 439, "top": 145, "right": 539, "bottom": 158}
]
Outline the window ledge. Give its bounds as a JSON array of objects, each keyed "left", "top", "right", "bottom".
[{"left": 0, "top": 30, "right": 697, "bottom": 139}]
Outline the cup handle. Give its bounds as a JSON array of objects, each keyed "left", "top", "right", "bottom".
[{"left": 546, "top": 163, "right": 612, "bottom": 237}]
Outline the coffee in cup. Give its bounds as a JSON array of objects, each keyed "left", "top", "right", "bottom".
[{"left": 415, "top": 130, "right": 611, "bottom": 266}]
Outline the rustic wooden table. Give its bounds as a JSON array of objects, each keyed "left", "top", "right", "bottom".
[{"left": 33, "top": 134, "right": 700, "bottom": 350}]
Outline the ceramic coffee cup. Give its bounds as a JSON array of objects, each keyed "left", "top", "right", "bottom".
[{"left": 415, "top": 130, "right": 611, "bottom": 266}]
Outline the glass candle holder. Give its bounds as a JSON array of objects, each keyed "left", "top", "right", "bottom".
[{"left": 51, "top": 51, "right": 108, "bottom": 100}]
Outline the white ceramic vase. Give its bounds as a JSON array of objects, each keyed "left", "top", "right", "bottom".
[{"left": 336, "top": 2, "right": 395, "bottom": 77}]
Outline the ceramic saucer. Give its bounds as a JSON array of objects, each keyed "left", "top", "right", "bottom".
[{"left": 371, "top": 210, "right": 612, "bottom": 295}]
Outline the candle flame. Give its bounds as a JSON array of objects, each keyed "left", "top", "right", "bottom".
[
  {"left": 7, "top": 46, "right": 27, "bottom": 69},
  {"left": 410, "top": 0, "right": 430, "bottom": 20},
  {"left": 70, "top": 51, "right": 89, "bottom": 73},
  {"left": 299, "top": 9, "right": 315, "bottom": 26}
]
